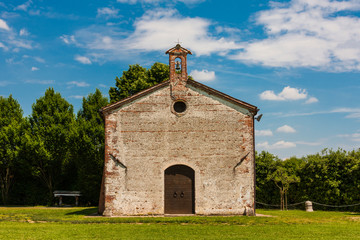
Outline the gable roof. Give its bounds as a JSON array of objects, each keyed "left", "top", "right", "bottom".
[
  {"left": 165, "top": 44, "right": 192, "bottom": 55},
  {"left": 100, "top": 79, "right": 258, "bottom": 115}
]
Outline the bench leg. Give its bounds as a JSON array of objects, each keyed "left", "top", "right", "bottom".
[
  {"left": 59, "top": 196, "right": 63, "bottom": 206},
  {"left": 75, "top": 196, "right": 79, "bottom": 206}
]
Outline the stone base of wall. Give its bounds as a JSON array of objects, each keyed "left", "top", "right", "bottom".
[{"left": 102, "top": 207, "right": 255, "bottom": 217}]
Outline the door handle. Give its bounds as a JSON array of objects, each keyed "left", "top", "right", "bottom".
[{"left": 173, "top": 192, "right": 177, "bottom": 198}]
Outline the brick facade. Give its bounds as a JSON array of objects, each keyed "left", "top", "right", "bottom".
[{"left": 98, "top": 45, "right": 258, "bottom": 216}]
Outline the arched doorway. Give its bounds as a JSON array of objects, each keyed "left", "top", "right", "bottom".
[{"left": 164, "top": 165, "right": 195, "bottom": 214}]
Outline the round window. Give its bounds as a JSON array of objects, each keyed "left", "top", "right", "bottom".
[{"left": 173, "top": 101, "right": 187, "bottom": 113}]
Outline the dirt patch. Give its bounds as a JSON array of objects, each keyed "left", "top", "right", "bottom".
[{"left": 256, "top": 213, "right": 275, "bottom": 217}]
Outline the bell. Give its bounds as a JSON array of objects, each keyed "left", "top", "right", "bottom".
[{"left": 175, "top": 61, "right": 181, "bottom": 71}]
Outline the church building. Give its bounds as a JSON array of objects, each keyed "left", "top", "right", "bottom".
[{"left": 98, "top": 44, "right": 259, "bottom": 216}]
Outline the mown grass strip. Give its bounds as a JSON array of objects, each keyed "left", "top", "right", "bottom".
[{"left": 0, "top": 207, "right": 359, "bottom": 239}]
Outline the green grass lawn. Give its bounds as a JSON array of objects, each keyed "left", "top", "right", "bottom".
[{"left": 0, "top": 207, "right": 359, "bottom": 239}]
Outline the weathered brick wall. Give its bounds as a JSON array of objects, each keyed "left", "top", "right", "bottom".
[{"left": 102, "top": 85, "right": 255, "bottom": 216}]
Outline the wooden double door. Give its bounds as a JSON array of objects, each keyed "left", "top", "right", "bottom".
[{"left": 164, "top": 165, "right": 195, "bottom": 214}]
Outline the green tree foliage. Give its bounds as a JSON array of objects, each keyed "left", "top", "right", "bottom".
[
  {"left": 256, "top": 149, "right": 360, "bottom": 210},
  {"left": 109, "top": 62, "right": 169, "bottom": 103},
  {"left": 27, "top": 88, "right": 75, "bottom": 203},
  {"left": 70, "top": 89, "right": 108, "bottom": 205},
  {"left": 0, "top": 95, "right": 24, "bottom": 204},
  {"left": 267, "top": 165, "right": 300, "bottom": 210},
  {"left": 299, "top": 149, "right": 360, "bottom": 206},
  {"left": 255, "top": 151, "right": 279, "bottom": 205},
  {"left": 256, "top": 151, "right": 300, "bottom": 209}
]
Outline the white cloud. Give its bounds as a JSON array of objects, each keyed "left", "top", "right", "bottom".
[
  {"left": 116, "top": 0, "right": 205, "bottom": 5},
  {"left": 332, "top": 108, "right": 360, "bottom": 113},
  {"left": 178, "top": 0, "right": 206, "bottom": 4},
  {"left": 305, "top": 97, "right": 319, "bottom": 104},
  {"left": 0, "top": 19, "right": 10, "bottom": 31},
  {"left": 344, "top": 112, "right": 360, "bottom": 119},
  {"left": 272, "top": 107, "right": 360, "bottom": 120},
  {"left": 260, "top": 86, "right": 307, "bottom": 101},
  {"left": 338, "top": 132, "right": 360, "bottom": 142},
  {"left": 67, "top": 9, "right": 241, "bottom": 62},
  {"left": 276, "top": 125, "right": 296, "bottom": 133},
  {"left": 257, "top": 140, "right": 296, "bottom": 149},
  {"left": 117, "top": 0, "right": 140, "bottom": 3},
  {"left": 60, "top": 35, "right": 76, "bottom": 44},
  {"left": 0, "top": 21, "right": 33, "bottom": 51},
  {"left": 10, "top": 39, "right": 32, "bottom": 49},
  {"left": 67, "top": 81, "right": 90, "bottom": 87},
  {"left": 31, "top": 66, "right": 39, "bottom": 71},
  {"left": 125, "top": 9, "right": 240, "bottom": 56},
  {"left": 34, "top": 56, "right": 45, "bottom": 63},
  {"left": 295, "top": 141, "right": 322, "bottom": 146},
  {"left": 332, "top": 108, "right": 360, "bottom": 119},
  {"left": 0, "top": 42, "right": 7, "bottom": 50},
  {"left": 69, "top": 95, "right": 84, "bottom": 99},
  {"left": 259, "top": 90, "right": 281, "bottom": 101},
  {"left": 23, "top": 55, "right": 45, "bottom": 63},
  {"left": 232, "top": 0, "right": 360, "bottom": 71},
  {"left": 353, "top": 133, "right": 360, "bottom": 138},
  {"left": 255, "top": 130, "right": 273, "bottom": 136},
  {"left": 74, "top": 55, "right": 92, "bottom": 64},
  {"left": 24, "top": 79, "right": 55, "bottom": 84},
  {"left": 190, "top": 69, "right": 215, "bottom": 81},
  {"left": 14, "top": 0, "right": 33, "bottom": 11},
  {"left": 97, "top": 7, "right": 119, "bottom": 18},
  {"left": 19, "top": 28, "right": 29, "bottom": 36},
  {"left": 0, "top": 81, "right": 12, "bottom": 86}
]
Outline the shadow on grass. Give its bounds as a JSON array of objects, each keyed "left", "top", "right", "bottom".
[
  {"left": 65, "top": 207, "right": 99, "bottom": 216},
  {"left": 345, "top": 212, "right": 360, "bottom": 216}
]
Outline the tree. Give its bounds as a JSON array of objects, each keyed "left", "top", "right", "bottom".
[
  {"left": 255, "top": 151, "right": 279, "bottom": 205},
  {"left": 282, "top": 156, "right": 305, "bottom": 204},
  {"left": 267, "top": 164, "right": 300, "bottom": 210},
  {"left": 0, "top": 95, "right": 24, "bottom": 204},
  {"left": 70, "top": 89, "right": 108, "bottom": 205},
  {"left": 109, "top": 62, "right": 169, "bottom": 103},
  {"left": 28, "top": 88, "right": 75, "bottom": 203}
]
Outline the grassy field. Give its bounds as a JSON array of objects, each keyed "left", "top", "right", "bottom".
[{"left": 0, "top": 207, "right": 359, "bottom": 239}]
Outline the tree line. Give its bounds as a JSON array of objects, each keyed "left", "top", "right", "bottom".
[
  {"left": 0, "top": 89, "right": 108, "bottom": 205},
  {"left": 1, "top": 62, "right": 359, "bottom": 208},
  {"left": 256, "top": 149, "right": 360, "bottom": 210},
  {"left": 0, "top": 62, "right": 169, "bottom": 206}
]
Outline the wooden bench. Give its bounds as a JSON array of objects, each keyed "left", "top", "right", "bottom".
[{"left": 53, "top": 191, "right": 82, "bottom": 206}]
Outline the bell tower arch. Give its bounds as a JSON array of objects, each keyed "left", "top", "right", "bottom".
[{"left": 166, "top": 44, "right": 192, "bottom": 99}]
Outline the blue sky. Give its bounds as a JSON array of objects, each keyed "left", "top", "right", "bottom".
[{"left": 1, "top": 0, "right": 360, "bottom": 159}]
